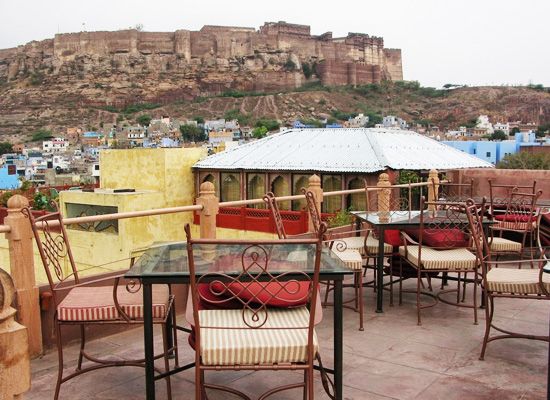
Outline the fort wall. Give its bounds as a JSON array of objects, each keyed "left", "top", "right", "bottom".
[{"left": 0, "top": 21, "right": 403, "bottom": 102}]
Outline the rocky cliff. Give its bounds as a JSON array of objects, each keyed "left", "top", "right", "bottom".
[{"left": 0, "top": 21, "right": 402, "bottom": 108}]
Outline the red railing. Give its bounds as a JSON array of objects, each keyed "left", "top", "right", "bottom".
[{"left": 194, "top": 205, "right": 335, "bottom": 235}]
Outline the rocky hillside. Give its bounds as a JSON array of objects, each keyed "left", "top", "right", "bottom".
[{"left": 1, "top": 75, "right": 549, "bottom": 143}]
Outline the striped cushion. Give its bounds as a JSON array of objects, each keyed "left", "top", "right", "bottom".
[
  {"left": 399, "top": 245, "right": 477, "bottom": 270},
  {"left": 331, "top": 248, "right": 363, "bottom": 270},
  {"left": 496, "top": 220, "right": 536, "bottom": 230},
  {"left": 341, "top": 236, "right": 392, "bottom": 255},
  {"left": 486, "top": 268, "right": 550, "bottom": 295},
  {"left": 198, "top": 307, "right": 318, "bottom": 365},
  {"left": 489, "top": 237, "right": 522, "bottom": 252},
  {"left": 57, "top": 285, "right": 170, "bottom": 321}
]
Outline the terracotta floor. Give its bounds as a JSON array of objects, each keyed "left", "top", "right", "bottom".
[{"left": 27, "top": 276, "right": 549, "bottom": 399}]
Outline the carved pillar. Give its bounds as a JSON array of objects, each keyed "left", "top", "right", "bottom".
[
  {"left": 308, "top": 174, "right": 323, "bottom": 233},
  {"left": 0, "top": 268, "right": 31, "bottom": 399},
  {"left": 428, "top": 169, "right": 439, "bottom": 210},
  {"left": 377, "top": 172, "right": 391, "bottom": 222},
  {"left": 196, "top": 181, "right": 219, "bottom": 239},
  {"left": 4, "top": 195, "right": 42, "bottom": 356}
]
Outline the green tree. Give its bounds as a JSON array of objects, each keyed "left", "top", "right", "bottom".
[
  {"left": 491, "top": 130, "right": 507, "bottom": 141},
  {"left": 136, "top": 113, "right": 153, "bottom": 126},
  {"left": 535, "top": 123, "right": 550, "bottom": 137},
  {"left": 180, "top": 124, "right": 206, "bottom": 142},
  {"left": 511, "top": 126, "right": 520, "bottom": 135},
  {"left": 31, "top": 130, "right": 54, "bottom": 142},
  {"left": 254, "top": 119, "right": 280, "bottom": 131},
  {"left": 252, "top": 126, "right": 268, "bottom": 139},
  {"left": 194, "top": 116, "right": 205, "bottom": 124},
  {"left": 497, "top": 152, "right": 550, "bottom": 170},
  {"left": 0, "top": 142, "right": 13, "bottom": 155}
]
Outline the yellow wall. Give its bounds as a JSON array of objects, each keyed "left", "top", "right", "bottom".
[
  {"left": 0, "top": 147, "right": 280, "bottom": 285},
  {"left": 0, "top": 148, "right": 207, "bottom": 284}
]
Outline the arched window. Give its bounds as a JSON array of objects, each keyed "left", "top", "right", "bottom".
[
  {"left": 272, "top": 176, "right": 290, "bottom": 211},
  {"left": 322, "top": 175, "right": 342, "bottom": 213},
  {"left": 347, "top": 177, "right": 366, "bottom": 211},
  {"left": 202, "top": 174, "right": 218, "bottom": 197},
  {"left": 247, "top": 173, "right": 265, "bottom": 209},
  {"left": 220, "top": 173, "right": 241, "bottom": 203},
  {"left": 292, "top": 175, "right": 310, "bottom": 211}
]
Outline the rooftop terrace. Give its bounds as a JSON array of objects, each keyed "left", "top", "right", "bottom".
[{"left": 26, "top": 277, "right": 548, "bottom": 399}]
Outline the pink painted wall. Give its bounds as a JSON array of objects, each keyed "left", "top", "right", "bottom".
[{"left": 446, "top": 169, "right": 549, "bottom": 200}]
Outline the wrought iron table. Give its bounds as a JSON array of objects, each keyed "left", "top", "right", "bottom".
[{"left": 126, "top": 241, "right": 353, "bottom": 400}]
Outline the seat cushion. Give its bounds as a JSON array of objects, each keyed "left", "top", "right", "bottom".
[
  {"left": 494, "top": 214, "right": 537, "bottom": 230},
  {"left": 404, "top": 229, "right": 470, "bottom": 249},
  {"left": 198, "top": 283, "right": 243, "bottom": 310},
  {"left": 399, "top": 245, "right": 477, "bottom": 270},
  {"left": 57, "top": 285, "right": 170, "bottom": 322},
  {"left": 341, "top": 236, "right": 392, "bottom": 255},
  {"left": 331, "top": 248, "right": 363, "bottom": 270},
  {"left": 198, "top": 307, "right": 318, "bottom": 365},
  {"left": 489, "top": 237, "right": 522, "bottom": 252},
  {"left": 210, "top": 280, "right": 311, "bottom": 308},
  {"left": 486, "top": 268, "right": 550, "bottom": 295}
]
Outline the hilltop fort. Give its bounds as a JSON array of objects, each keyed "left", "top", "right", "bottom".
[{"left": 0, "top": 21, "right": 402, "bottom": 106}]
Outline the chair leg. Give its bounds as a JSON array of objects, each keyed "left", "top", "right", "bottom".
[
  {"left": 171, "top": 302, "right": 179, "bottom": 366},
  {"left": 307, "top": 364, "right": 315, "bottom": 400},
  {"left": 399, "top": 257, "right": 404, "bottom": 306},
  {"left": 77, "top": 325, "right": 86, "bottom": 370},
  {"left": 479, "top": 294, "right": 494, "bottom": 360},
  {"left": 54, "top": 319, "right": 63, "bottom": 400},
  {"left": 356, "top": 271, "right": 364, "bottom": 331},
  {"left": 161, "top": 323, "right": 172, "bottom": 400},
  {"left": 417, "top": 269, "right": 422, "bottom": 326}
]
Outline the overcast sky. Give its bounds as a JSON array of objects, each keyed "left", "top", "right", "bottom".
[{"left": 1, "top": 0, "right": 548, "bottom": 89}]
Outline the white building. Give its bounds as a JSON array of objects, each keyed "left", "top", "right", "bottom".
[
  {"left": 382, "top": 115, "right": 407, "bottom": 130},
  {"left": 476, "top": 115, "right": 494, "bottom": 135},
  {"left": 43, "top": 138, "right": 69, "bottom": 153},
  {"left": 494, "top": 122, "right": 510, "bottom": 136}
]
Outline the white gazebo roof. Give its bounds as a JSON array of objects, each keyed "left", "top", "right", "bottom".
[{"left": 193, "top": 128, "right": 494, "bottom": 172}]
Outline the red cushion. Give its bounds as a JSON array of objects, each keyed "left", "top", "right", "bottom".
[
  {"left": 384, "top": 230, "right": 403, "bottom": 247},
  {"left": 404, "top": 229, "right": 470, "bottom": 248},
  {"left": 494, "top": 214, "right": 536, "bottom": 223},
  {"left": 197, "top": 283, "right": 242, "bottom": 310},
  {"left": 211, "top": 280, "right": 311, "bottom": 307}
]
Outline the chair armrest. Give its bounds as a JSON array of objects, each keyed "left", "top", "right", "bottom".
[
  {"left": 53, "top": 271, "right": 129, "bottom": 292},
  {"left": 399, "top": 231, "right": 418, "bottom": 246}
]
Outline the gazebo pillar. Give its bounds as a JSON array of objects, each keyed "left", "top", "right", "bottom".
[
  {"left": 196, "top": 181, "right": 219, "bottom": 239},
  {"left": 428, "top": 169, "right": 440, "bottom": 210},
  {"left": 307, "top": 174, "right": 323, "bottom": 233}
]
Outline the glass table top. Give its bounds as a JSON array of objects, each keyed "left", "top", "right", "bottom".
[{"left": 126, "top": 241, "right": 353, "bottom": 279}]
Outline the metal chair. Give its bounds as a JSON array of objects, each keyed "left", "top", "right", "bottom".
[
  {"left": 488, "top": 188, "right": 543, "bottom": 261},
  {"left": 360, "top": 181, "right": 435, "bottom": 308},
  {"left": 433, "top": 178, "right": 474, "bottom": 203},
  {"left": 473, "top": 194, "right": 550, "bottom": 359},
  {"left": 24, "top": 201, "right": 178, "bottom": 400},
  {"left": 183, "top": 221, "right": 329, "bottom": 400},
  {"left": 399, "top": 198, "right": 485, "bottom": 325},
  {"left": 300, "top": 188, "right": 366, "bottom": 330},
  {"left": 478, "top": 255, "right": 550, "bottom": 359},
  {"left": 488, "top": 179, "right": 537, "bottom": 220}
]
